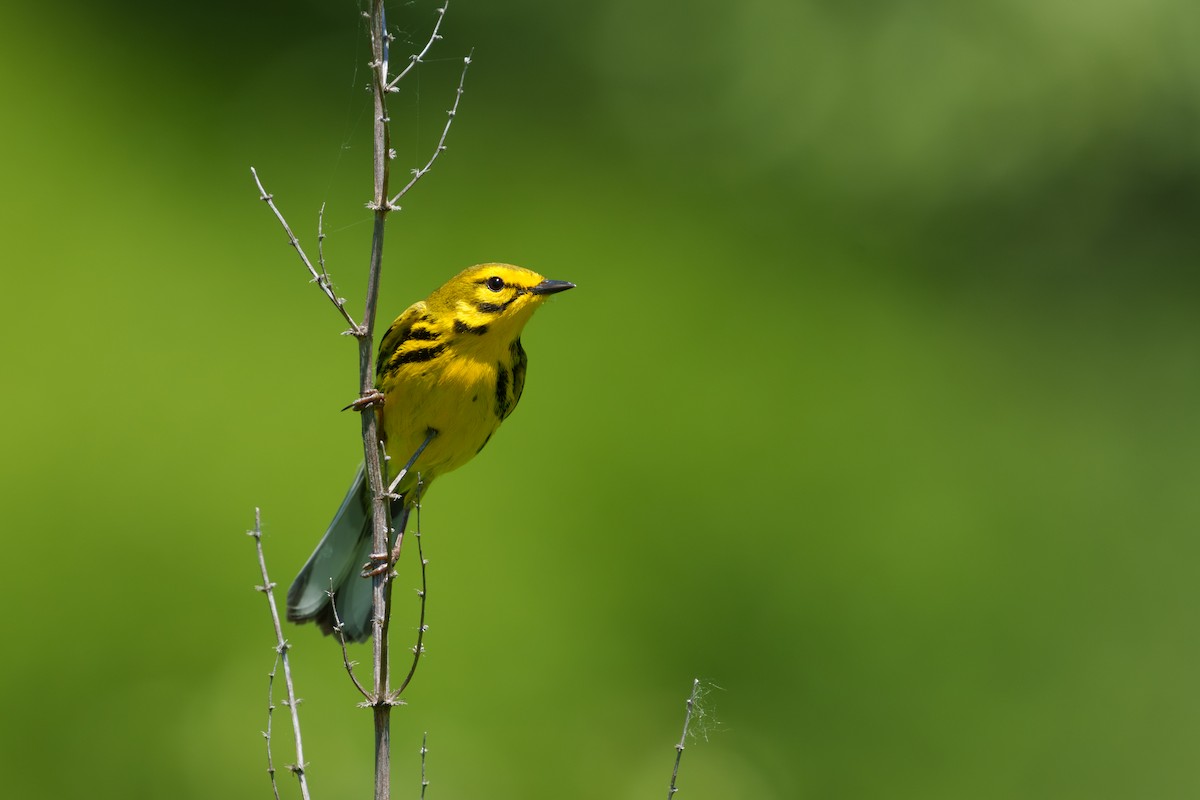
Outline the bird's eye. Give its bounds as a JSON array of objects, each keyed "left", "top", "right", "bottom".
[{"left": 486, "top": 276, "right": 505, "bottom": 292}]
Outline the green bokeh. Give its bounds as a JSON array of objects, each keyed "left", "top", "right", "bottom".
[{"left": 2, "top": 1, "right": 1199, "bottom": 797}]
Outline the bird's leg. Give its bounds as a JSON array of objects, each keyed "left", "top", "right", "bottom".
[
  {"left": 386, "top": 428, "right": 438, "bottom": 496},
  {"left": 361, "top": 503, "right": 411, "bottom": 578},
  {"left": 362, "top": 429, "right": 437, "bottom": 577}
]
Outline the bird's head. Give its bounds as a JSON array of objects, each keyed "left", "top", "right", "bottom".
[{"left": 431, "top": 263, "right": 575, "bottom": 341}]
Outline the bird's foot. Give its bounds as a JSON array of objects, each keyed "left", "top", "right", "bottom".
[
  {"left": 361, "top": 551, "right": 394, "bottom": 578},
  {"left": 345, "top": 390, "right": 385, "bottom": 412},
  {"left": 361, "top": 540, "right": 404, "bottom": 578}
]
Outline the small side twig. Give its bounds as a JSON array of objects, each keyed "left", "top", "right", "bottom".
[
  {"left": 394, "top": 476, "right": 429, "bottom": 699},
  {"left": 329, "top": 582, "right": 372, "bottom": 701},
  {"left": 386, "top": 2, "right": 450, "bottom": 92},
  {"left": 249, "top": 508, "right": 313, "bottom": 800},
  {"left": 387, "top": 51, "right": 473, "bottom": 209},
  {"left": 667, "top": 679, "right": 702, "bottom": 800},
  {"left": 419, "top": 732, "right": 430, "bottom": 799},
  {"left": 263, "top": 654, "right": 283, "bottom": 800},
  {"left": 317, "top": 202, "right": 333, "bottom": 293},
  {"left": 251, "top": 167, "right": 362, "bottom": 335}
]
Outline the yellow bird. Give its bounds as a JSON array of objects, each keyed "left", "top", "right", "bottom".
[{"left": 287, "top": 264, "right": 575, "bottom": 641}]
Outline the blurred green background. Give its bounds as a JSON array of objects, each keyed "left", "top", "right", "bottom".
[{"left": 2, "top": 0, "right": 1199, "bottom": 797}]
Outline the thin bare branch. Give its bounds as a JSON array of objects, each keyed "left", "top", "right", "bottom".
[
  {"left": 252, "top": 167, "right": 362, "bottom": 334},
  {"left": 251, "top": 4, "right": 469, "bottom": 797},
  {"left": 387, "top": 51, "right": 473, "bottom": 209},
  {"left": 249, "top": 508, "right": 313, "bottom": 800},
  {"left": 667, "top": 679, "right": 702, "bottom": 800},
  {"left": 386, "top": 2, "right": 450, "bottom": 92}
]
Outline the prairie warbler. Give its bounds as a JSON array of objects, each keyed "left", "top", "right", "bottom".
[{"left": 287, "top": 264, "right": 575, "bottom": 641}]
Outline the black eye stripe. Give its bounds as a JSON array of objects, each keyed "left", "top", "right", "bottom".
[{"left": 474, "top": 291, "right": 523, "bottom": 315}]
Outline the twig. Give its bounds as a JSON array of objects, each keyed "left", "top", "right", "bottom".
[
  {"left": 329, "top": 582, "right": 372, "bottom": 701},
  {"left": 263, "top": 654, "right": 282, "bottom": 800},
  {"left": 419, "top": 732, "right": 430, "bottom": 799},
  {"left": 394, "top": 476, "right": 428, "bottom": 698},
  {"left": 667, "top": 679, "right": 702, "bottom": 800},
  {"left": 251, "top": 167, "right": 362, "bottom": 335},
  {"left": 387, "top": 51, "right": 472, "bottom": 209},
  {"left": 386, "top": 2, "right": 449, "bottom": 92},
  {"left": 317, "top": 202, "right": 332, "bottom": 292},
  {"left": 249, "top": 508, "right": 313, "bottom": 800}
]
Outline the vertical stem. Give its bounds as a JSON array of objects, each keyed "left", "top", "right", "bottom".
[{"left": 364, "top": 2, "right": 393, "bottom": 799}]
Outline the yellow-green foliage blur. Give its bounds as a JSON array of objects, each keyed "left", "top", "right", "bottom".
[{"left": 2, "top": 1, "right": 1198, "bottom": 798}]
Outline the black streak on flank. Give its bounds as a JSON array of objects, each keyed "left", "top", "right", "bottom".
[
  {"left": 454, "top": 318, "right": 489, "bottom": 336},
  {"left": 475, "top": 431, "right": 493, "bottom": 454},
  {"left": 407, "top": 326, "right": 440, "bottom": 341},
  {"left": 390, "top": 344, "right": 447, "bottom": 370},
  {"left": 509, "top": 338, "right": 528, "bottom": 410},
  {"left": 495, "top": 363, "right": 511, "bottom": 419}
]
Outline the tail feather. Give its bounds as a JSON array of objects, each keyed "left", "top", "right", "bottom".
[{"left": 287, "top": 467, "right": 411, "bottom": 642}]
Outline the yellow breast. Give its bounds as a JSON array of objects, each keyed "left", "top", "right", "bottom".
[{"left": 378, "top": 348, "right": 500, "bottom": 496}]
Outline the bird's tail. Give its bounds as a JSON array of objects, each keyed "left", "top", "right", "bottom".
[{"left": 286, "top": 466, "right": 410, "bottom": 642}]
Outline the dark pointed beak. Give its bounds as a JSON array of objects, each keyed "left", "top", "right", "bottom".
[{"left": 530, "top": 279, "right": 576, "bottom": 296}]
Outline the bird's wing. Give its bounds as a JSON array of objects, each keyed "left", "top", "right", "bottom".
[{"left": 376, "top": 300, "right": 429, "bottom": 378}]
